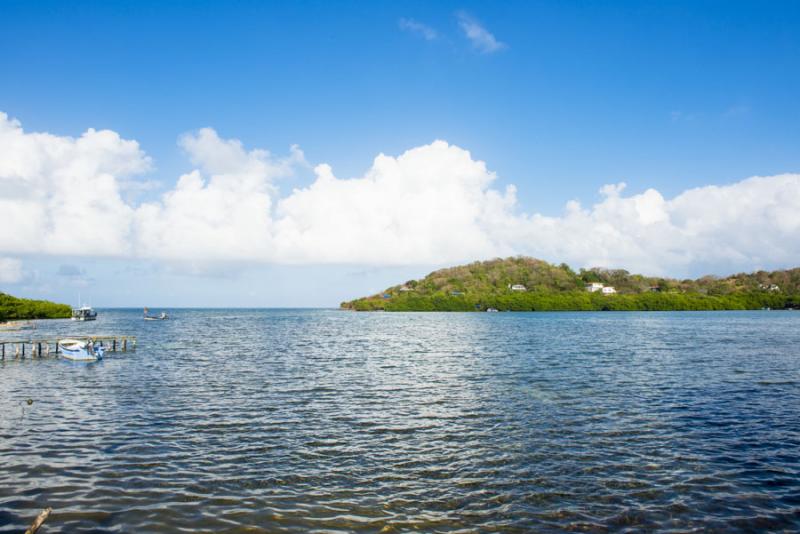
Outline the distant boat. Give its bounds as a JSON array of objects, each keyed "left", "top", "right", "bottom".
[
  {"left": 59, "top": 339, "right": 104, "bottom": 361},
  {"left": 486, "top": 308, "right": 499, "bottom": 312},
  {"left": 71, "top": 305, "right": 97, "bottom": 321},
  {"left": 143, "top": 308, "right": 168, "bottom": 321}
]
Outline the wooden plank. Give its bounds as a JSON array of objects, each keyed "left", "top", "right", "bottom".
[{"left": 25, "top": 507, "right": 51, "bottom": 534}]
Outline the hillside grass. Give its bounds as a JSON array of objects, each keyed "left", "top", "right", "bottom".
[{"left": 342, "top": 257, "right": 800, "bottom": 312}]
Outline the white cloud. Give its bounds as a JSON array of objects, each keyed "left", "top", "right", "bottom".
[
  {"left": 271, "top": 141, "right": 516, "bottom": 264},
  {"left": 0, "top": 257, "right": 23, "bottom": 284},
  {"left": 135, "top": 127, "right": 305, "bottom": 262},
  {"left": 723, "top": 105, "right": 750, "bottom": 118},
  {"left": 1, "top": 111, "right": 799, "bottom": 278},
  {"left": 399, "top": 18, "right": 438, "bottom": 41},
  {"left": 0, "top": 111, "right": 150, "bottom": 257},
  {"left": 456, "top": 12, "right": 506, "bottom": 54},
  {"left": 503, "top": 176, "right": 800, "bottom": 276}
]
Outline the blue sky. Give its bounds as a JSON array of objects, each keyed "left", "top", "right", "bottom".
[{"left": 2, "top": 1, "right": 800, "bottom": 306}]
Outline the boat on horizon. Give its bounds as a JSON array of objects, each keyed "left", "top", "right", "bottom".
[
  {"left": 58, "top": 339, "right": 104, "bottom": 361},
  {"left": 71, "top": 305, "right": 97, "bottom": 321},
  {"left": 143, "top": 307, "right": 168, "bottom": 321}
]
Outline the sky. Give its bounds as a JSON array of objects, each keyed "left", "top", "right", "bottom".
[{"left": 1, "top": 0, "right": 799, "bottom": 307}]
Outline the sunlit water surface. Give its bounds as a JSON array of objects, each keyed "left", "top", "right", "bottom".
[{"left": 1, "top": 309, "right": 799, "bottom": 532}]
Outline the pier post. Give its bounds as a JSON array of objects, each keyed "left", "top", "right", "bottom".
[{"left": 0, "top": 336, "right": 134, "bottom": 359}]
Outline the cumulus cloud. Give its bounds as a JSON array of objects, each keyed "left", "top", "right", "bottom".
[
  {"left": 271, "top": 141, "right": 517, "bottom": 264},
  {"left": 1, "top": 111, "right": 799, "bottom": 277},
  {"left": 0, "top": 111, "right": 150, "bottom": 257},
  {"left": 135, "top": 127, "right": 305, "bottom": 261},
  {"left": 399, "top": 18, "right": 438, "bottom": 41},
  {"left": 456, "top": 12, "right": 506, "bottom": 54},
  {"left": 55, "top": 263, "right": 94, "bottom": 286},
  {"left": 0, "top": 257, "right": 23, "bottom": 284},
  {"left": 505, "top": 177, "right": 800, "bottom": 276}
]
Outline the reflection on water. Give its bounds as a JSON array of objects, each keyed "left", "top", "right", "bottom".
[{"left": 1, "top": 310, "right": 799, "bottom": 532}]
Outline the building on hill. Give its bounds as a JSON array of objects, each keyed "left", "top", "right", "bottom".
[
  {"left": 602, "top": 286, "right": 617, "bottom": 295},
  {"left": 399, "top": 286, "right": 413, "bottom": 292},
  {"left": 585, "top": 282, "right": 604, "bottom": 292},
  {"left": 509, "top": 284, "right": 527, "bottom": 291}
]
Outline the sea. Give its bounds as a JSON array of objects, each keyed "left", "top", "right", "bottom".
[{"left": 1, "top": 309, "right": 799, "bottom": 532}]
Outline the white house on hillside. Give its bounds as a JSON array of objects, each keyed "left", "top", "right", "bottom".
[
  {"left": 510, "top": 284, "right": 527, "bottom": 291},
  {"left": 585, "top": 282, "right": 604, "bottom": 292},
  {"left": 601, "top": 286, "right": 617, "bottom": 295}
]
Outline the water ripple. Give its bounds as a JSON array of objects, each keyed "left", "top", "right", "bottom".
[{"left": 1, "top": 310, "right": 799, "bottom": 532}]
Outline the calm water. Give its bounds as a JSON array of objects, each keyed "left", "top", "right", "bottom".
[{"left": 1, "top": 310, "right": 799, "bottom": 532}]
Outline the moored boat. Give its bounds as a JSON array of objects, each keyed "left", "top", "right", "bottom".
[
  {"left": 58, "top": 338, "right": 105, "bottom": 361},
  {"left": 71, "top": 306, "right": 97, "bottom": 321}
]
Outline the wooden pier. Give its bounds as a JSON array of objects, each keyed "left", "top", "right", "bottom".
[{"left": 0, "top": 335, "right": 136, "bottom": 360}]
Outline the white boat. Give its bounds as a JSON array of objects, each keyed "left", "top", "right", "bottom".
[
  {"left": 72, "top": 305, "right": 97, "bottom": 321},
  {"left": 143, "top": 308, "right": 168, "bottom": 321},
  {"left": 486, "top": 308, "right": 499, "bottom": 312},
  {"left": 59, "top": 339, "right": 105, "bottom": 361}
]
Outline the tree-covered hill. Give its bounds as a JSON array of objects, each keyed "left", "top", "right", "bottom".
[
  {"left": 0, "top": 293, "right": 72, "bottom": 322},
  {"left": 341, "top": 257, "right": 800, "bottom": 311}
]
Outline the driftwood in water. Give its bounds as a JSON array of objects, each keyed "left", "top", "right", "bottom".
[{"left": 25, "top": 507, "right": 51, "bottom": 534}]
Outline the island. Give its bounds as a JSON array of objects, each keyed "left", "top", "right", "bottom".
[
  {"left": 0, "top": 292, "right": 72, "bottom": 322},
  {"left": 341, "top": 257, "right": 800, "bottom": 312}
]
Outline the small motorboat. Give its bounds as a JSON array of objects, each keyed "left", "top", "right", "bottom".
[
  {"left": 486, "top": 308, "right": 499, "bottom": 312},
  {"left": 71, "top": 306, "right": 97, "bottom": 321},
  {"left": 143, "top": 308, "right": 168, "bottom": 320},
  {"left": 59, "top": 339, "right": 105, "bottom": 361}
]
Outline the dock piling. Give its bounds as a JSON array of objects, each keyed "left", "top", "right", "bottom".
[{"left": 0, "top": 336, "right": 136, "bottom": 361}]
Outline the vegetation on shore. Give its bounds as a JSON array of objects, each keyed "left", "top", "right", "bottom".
[
  {"left": 341, "top": 257, "right": 800, "bottom": 312},
  {"left": 0, "top": 293, "right": 72, "bottom": 322}
]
